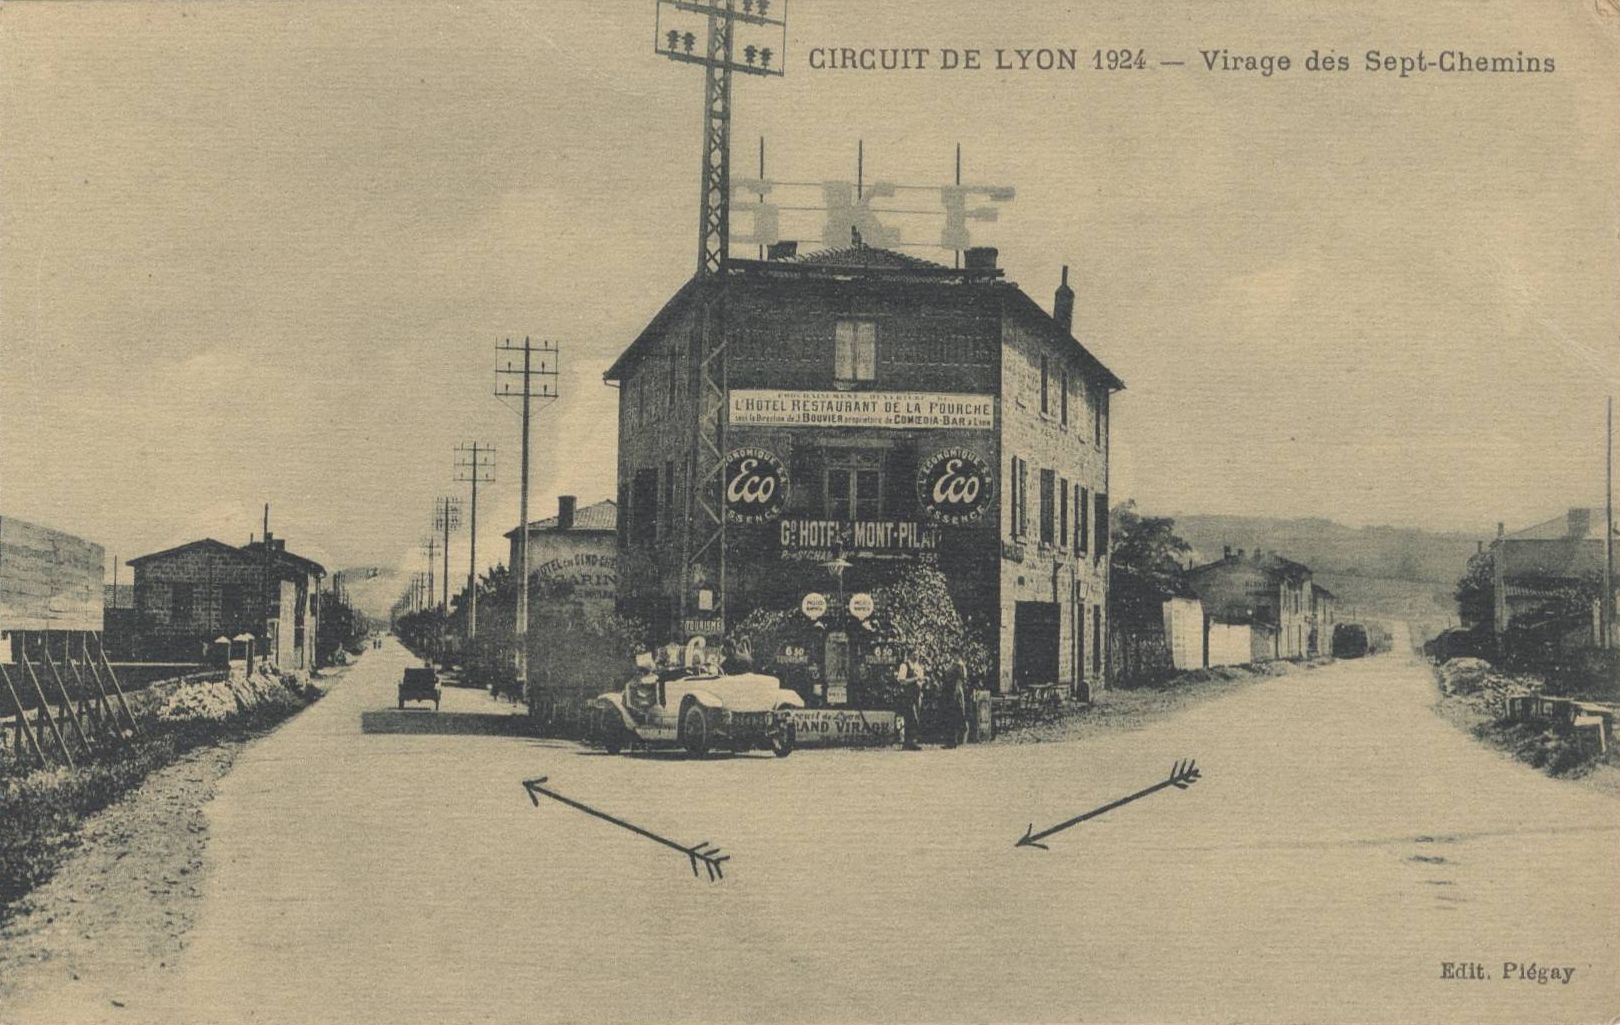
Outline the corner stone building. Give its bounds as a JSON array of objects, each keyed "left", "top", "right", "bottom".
[{"left": 606, "top": 245, "right": 1122, "bottom": 701}]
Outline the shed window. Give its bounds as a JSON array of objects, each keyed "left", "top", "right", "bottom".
[
  {"left": 172, "top": 583, "right": 194, "bottom": 623},
  {"left": 835, "top": 320, "right": 877, "bottom": 384}
]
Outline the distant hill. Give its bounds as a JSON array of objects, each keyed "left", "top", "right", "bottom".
[
  {"left": 1168, "top": 514, "right": 1483, "bottom": 586},
  {"left": 1163, "top": 514, "right": 1482, "bottom": 642}
]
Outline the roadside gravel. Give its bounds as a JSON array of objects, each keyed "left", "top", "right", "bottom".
[{"left": 0, "top": 740, "right": 239, "bottom": 1020}]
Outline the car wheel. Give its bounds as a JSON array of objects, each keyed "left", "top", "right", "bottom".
[
  {"left": 682, "top": 703, "right": 709, "bottom": 757},
  {"left": 771, "top": 724, "right": 794, "bottom": 758},
  {"left": 771, "top": 705, "right": 795, "bottom": 757}
]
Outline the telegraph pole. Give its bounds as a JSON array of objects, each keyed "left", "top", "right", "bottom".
[
  {"left": 1605, "top": 396, "right": 1613, "bottom": 649},
  {"left": 455, "top": 443, "right": 496, "bottom": 641},
  {"left": 495, "top": 338, "right": 558, "bottom": 697},
  {"left": 434, "top": 496, "right": 462, "bottom": 612},
  {"left": 422, "top": 535, "right": 437, "bottom": 619}
]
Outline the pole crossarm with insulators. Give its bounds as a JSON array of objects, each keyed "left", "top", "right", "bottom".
[
  {"left": 655, "top": 0, "right": 786, "bottom": 276},
  {"left": 434, "top": 495, "right": 463, "bottom": 614}
]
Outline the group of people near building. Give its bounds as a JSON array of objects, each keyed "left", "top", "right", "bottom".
[{"left": 893, "top": 653, "right": 971, "bottom": 749}]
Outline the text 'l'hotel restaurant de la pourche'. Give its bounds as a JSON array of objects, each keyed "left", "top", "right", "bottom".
[{"left": 606, "top": 241, "right": 1122, "bottom": 708}]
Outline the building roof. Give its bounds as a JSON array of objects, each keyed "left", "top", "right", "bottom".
[
  {"left": 128, "top": 537, "right": 325, "bottom": 578},
  {"left": 1502, "top": 507, "right": 1616, "bottom": 542},
  {"left": 1497, "top": 537, "right": 1606, "bottom": 582},
  {"left": 1187, "top": 550, "right": 1313, "bottom": 584},
  {"left": 242, "top": 540, "right": 327, "bottom": 578},
  {"left": 602, "top": 247, "right": 1125, "bottom": 392},
  {"left": 504, "top": 499, "right": 617, "bottom": 538},
  {"left": 784, "top": 245, "right": 962, "bottom": 272},
  {"left": 127, "top": 538, "right": 241, "bottom": 566}
]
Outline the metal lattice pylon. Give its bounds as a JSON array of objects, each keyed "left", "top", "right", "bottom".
[
  {"left": 697, "top": 5, "right": 734, "bottom": 275},
  {"left": 655, "top": 0, "right": 786, "bottom": 634}
]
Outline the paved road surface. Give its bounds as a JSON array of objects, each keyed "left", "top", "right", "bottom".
[{"left": 14, "top": 638, "right": 1618, "bottom": 1023}]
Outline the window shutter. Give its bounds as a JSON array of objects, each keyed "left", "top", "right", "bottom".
[
  {"left": 1079, "top": 486, "right": 1089, "bottom": 554},
  {"left": 1059, "top": 478, "right": 1069, "bottom": 546},
  {"left": 1096, "top": 491, "right": 1109, "bottom": 555}
]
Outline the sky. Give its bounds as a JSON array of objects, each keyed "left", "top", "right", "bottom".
[{"left": 3, "top": 0, "right": 1618, "bottom": 589}]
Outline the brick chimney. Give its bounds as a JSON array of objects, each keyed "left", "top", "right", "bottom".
[
  {"left": 557, "top": 495, "right": 577, "bottom": 531},
  {"left": 1053, "top": 265, "right": 1074, "bottom": 332},
  {"left": 766, "top": 240, "right": 798, "bottom": 261},
  {"left": 964, "top": 246, "right": 998, "bottom": 271},
  {"left": 1567, "top": 507, "right": 1591, "bottom": 539}
]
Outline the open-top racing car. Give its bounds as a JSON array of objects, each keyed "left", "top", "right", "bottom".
[{"left": 590, "top": 642, "right": 803, "bottom": 757}]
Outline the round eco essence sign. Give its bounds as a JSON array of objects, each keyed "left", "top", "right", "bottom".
[
  {"left": 800, "top": 592, "right": 828, "bottom": 620},
  {"left": 917, "top": 447, "right": 994, "bottom": 525},
  {"left": 724, "top": 447, "right": 789, "bottom": 523}
]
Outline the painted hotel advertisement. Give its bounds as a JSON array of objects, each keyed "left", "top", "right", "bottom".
[
  {"left": 729, "top": 389, "right": 995, "bottom": 430},
  {"left": 721, "top": 389, "right": 999, "bottom": 571}
]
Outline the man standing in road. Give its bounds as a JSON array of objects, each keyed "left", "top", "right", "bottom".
[
  {"left": 941, "top": 656, "right": 969, "bottom": 748},
  {"left": 896, "top": 654, "right": 925, "bottom": 750}
]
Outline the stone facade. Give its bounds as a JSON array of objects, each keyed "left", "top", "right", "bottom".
[
  {"left": 997, "top": 312, "right": 1109, "bottom": 695},
  {"left": 607, "top": 245, "right": 1121, "bottom": 700}
]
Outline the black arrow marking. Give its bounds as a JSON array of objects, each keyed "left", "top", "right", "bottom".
[
  {"left": 521, "top": 776, "right": 731, "bottom": 881},
  {"left": 1016, "top": 759, "right": 1202, "bottom": 850}
]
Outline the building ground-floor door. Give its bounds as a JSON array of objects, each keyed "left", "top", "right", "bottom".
[
  {"left": 1013, "top": 601, "right": 1060, "bottom": 690},
  {"left": 824, "top": 631, "right": 850, "bottom": 706},
  {"left": 1073, "top": 598, "right": 1087, "bottom": 701}
]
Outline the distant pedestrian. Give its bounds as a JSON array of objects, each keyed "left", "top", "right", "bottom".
[
  {"left": 941, "top": 657, "right": 969, "bottom": 748},
  {"left": 896, "top": 655, "right": 925, "bottom": 750}
]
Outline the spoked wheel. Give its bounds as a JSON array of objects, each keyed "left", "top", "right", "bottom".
[{"left": 681, "top": 704, "right": 710, "bottom": 757}]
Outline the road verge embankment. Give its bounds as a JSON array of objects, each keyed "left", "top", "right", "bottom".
[
  {"left": 0, "top": 666, "right": 335, "bottom": 921},
  {"left": 1430, "top": 657, "right": 1619, "bottom": 795}
]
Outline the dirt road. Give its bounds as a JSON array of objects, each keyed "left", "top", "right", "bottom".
[{"left": 7, "top": 639, "right": 1616, "bottom": 1023}]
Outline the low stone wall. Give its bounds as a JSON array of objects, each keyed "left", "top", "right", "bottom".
[{"left": 125, "top": 670, "right": 305, "bottom": 724}]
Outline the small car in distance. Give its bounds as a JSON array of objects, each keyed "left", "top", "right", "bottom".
[
  {"left": 1332, "top": 623, "right": 1370, "bottom": 659},
  {"left": 592, "top": 664, "right": 803, "bottom": 757},
  {"left": 399, "top": 665, "right": 442, "bottom": 710}
]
